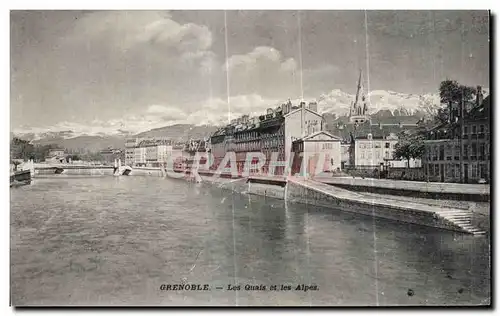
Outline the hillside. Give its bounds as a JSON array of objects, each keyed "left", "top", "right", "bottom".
[{"left": 135, "top": 124, "right": 218, "bottom": 140}]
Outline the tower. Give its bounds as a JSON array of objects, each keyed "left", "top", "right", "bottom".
[{"left": 349, "top": 69, "right": 370, "bottom": 124}]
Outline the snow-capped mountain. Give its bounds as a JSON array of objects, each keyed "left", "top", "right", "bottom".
[
  {"left": 317, "top": 89, "right": 442, "bottom": 117},
  {"left": 12, "top": 88, "right": 489, "bottom": 148}
]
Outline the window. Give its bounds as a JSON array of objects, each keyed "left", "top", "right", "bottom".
[
  {"left": 385, "top": 151, "right": 390, "bottom": 159},
  {"left": 479, "top": 125, "right": 485, "bottom": 133},
  {"left": 454, "top": 145, "right": 460, "bottom": 160},
  {"left": 479, "top": 143, "right": 485, "bottom": 160},
  {"left": 464, "top": 145, "right": 469, "bottom": 158},
  {"left": 472, "top": 164, "right": 478, "bottom": 178},
  {"left": 446, "top": 144, "right": 452, "bottom": 160},
  {"left": 385, "top": 142, "right": 390, "bottom": 148},
  {"left": 471, "top": 143, "right": 477, "bottom": 159},
  {"left": 434, "top": 164, "right": 439, "bottom": 176},
  {"left": 439, "top": 145, "right": 445, "bottom": 160},
  {"left": 375, "top": 143, "right": 381, "bottom": 148},
  {"left": 472, "top": 125, "right": 477, "bottom": 135},
  {"left": 428, "top": 164, "right": 434, "bottom": 176},
  {"left": 479, "top": 164, "right": 486, "bottom": 178}
]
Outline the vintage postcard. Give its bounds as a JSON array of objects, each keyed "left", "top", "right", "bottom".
[{"left": 10, "top": 9, "right": 491, "bottom": 307}]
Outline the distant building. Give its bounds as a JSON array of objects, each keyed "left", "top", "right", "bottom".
[
  {"left": 46, "top": 148, "right": 66, "bottom": 163},
  {"left": 125, "top": 138, "right": 140, "bottom": 166},
  {"left": 99, "top": 148, "right": 122, "bottom": 164},
  {"left": 133, "top": 147, "right": 147, "bottom": 167},
  {"left": 47, "top": 148, "right": 65, "bottom": 158},
  {"left": 132, "top": 138, "right": 173, "bottom": 167}
]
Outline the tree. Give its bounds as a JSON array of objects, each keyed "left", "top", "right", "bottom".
[
  {"left": 10, "top": 137, "right": 35, "bottom": 161},
  {"left": 393, "top": 131, "right": 426, "bottom": 168},
  {"left": 439, "top": 79, "right": 476, "bottom": 123},
  {"left": 419, "top": 95, "right": 442, "bottom": 118}
]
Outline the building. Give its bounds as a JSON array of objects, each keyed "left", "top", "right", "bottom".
[
  {"left": 325, "top": 70, "right": 420, "bottom": 169},
  {"left": 125, "top": 138, "right": 139, "bottom": 166},
  {"left": 126, "top": 138, "right": 174, "bottom": 167},
  {"left": 210, "top": 104, "right": 288, "bottom": 176},
  {"left": 134, "top": 139, "right": 173, "bottom": 167},
  {"left": 45, "top": 148, "right": 66, "bottom": 163},
  {"left": 209, "top": 99, "right": 329, "bottom": 177},
  {"left": 47, "top": 148, "right": 65, "bottom": 158},
  {"left": 284, "top": 101, "right": 323, "bottom": 167},
  {"left": 353, "top": 133, "right": 399, "bottom": 167},
  {"left": 348, "top": 70, "right": 370, "bottom": 124},
  {"left": 133, "top": 146, "right": 147, "bottom": 167},
  {"left": 291, "top": 131, "right": 342, "bottom": 176},
  {"left": 99, "top": 148, "right": 122, "bottom": 164},
  {"left": 422, "top": 91, "right": 490, "bottom": 183}
]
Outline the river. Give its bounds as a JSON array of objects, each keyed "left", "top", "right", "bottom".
[{"left": 10, "top": 176, "right": 491, "bottom": 306}]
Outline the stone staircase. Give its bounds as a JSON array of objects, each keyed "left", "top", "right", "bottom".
[{"left": 434, "top": 209, "right": 486, "bottom": 236}]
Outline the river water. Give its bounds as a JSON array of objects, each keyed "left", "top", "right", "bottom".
[{"left": 10, "top": 176, "right": 490, "bottom": 306}]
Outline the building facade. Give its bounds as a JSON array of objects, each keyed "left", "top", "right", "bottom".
[
  {"left": 291, "top": 131, "right": 342, "bottom": 177},
  {"left": 133, "top": 147, "right": 147, "bottom": 167},
  {"left": 354, "top": 133, "right": 399, "bottom": 167},
  {"left": 209, "top": 100, "right": 327, "bottom": 177},
  {"left": 422, "top": 93, "right": 490, "bottom": 183},
  {"left": 125, "top": 138, "right": 139, "bottom": 166}
]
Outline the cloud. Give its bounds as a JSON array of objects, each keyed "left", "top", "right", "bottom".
[
  {"left": 186, "top": 94, "right": 281, "bottom": 126},
  {"left": 13, "top": 11, "right": 220, "bottom": 126},
  {"left": 223, "top": 46, "right": 301, "bottom": 99},
  {"left": 146, "top": 105, "right": 187, "bottom": 120}
]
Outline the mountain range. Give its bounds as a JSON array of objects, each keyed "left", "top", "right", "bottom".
[{"left": 12, "top": 88, "right": 488, "bottom": 152}]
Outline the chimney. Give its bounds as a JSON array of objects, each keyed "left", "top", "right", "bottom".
[
  {"left": 308, "top": 101, "right": 318, "bottom": 112},
  {"left": 300, "top": 101, "right": 306, "bottom": 109}
]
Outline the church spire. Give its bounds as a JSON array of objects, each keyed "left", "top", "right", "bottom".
[{"left": 353, "top": 69, "right": 362, "bottom": 110}]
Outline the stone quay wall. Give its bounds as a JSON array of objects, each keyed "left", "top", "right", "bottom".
[{"left": 285, "top": 179, "right": 467, "bottom": 233}]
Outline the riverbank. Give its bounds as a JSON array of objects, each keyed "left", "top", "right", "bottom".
[
  {"left": 173, "top": 172, "right": 488, "bottom": 235},
  {"left": 316, "top": 176, "right": 490, "bottom": 202},
  {"left": 198, "top": 174, "right": 285, "bottom": 199}
]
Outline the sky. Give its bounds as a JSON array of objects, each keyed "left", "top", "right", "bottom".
[{"left": 10, "top": 10, "right": 490, "bottom": 135}]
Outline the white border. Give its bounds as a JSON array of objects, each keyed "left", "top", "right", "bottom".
[{"left": 2, "top": 1, "right": 497, "bottom": 315}]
